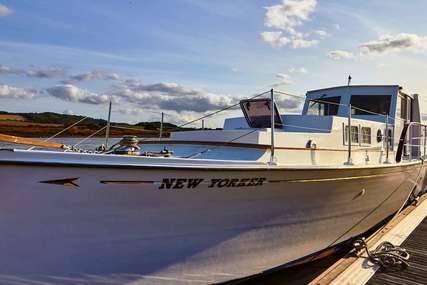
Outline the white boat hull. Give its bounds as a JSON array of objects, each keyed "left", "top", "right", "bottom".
[{"left": 0, "top": 157, "right": 423, "bottom": 284}]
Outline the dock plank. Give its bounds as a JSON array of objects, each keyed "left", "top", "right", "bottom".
[{"left": 367, "top": 217, "right": 427, "bottom": 285}]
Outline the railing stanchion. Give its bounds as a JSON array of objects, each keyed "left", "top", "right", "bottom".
[
  {"left": 385, "top": 114, "right": 390, "bottom": 163},
  {"left": 159, "top": 112, "right": 164, "bottom": 140},
  {"left": 269, "top": 88, "right": 276, "bottom": 165},
  {"left": 345, "top": 104, "right": 353, "bottom": 165},
  {"left": 105, "top": 99, "right": 112, "bottom": 149}
]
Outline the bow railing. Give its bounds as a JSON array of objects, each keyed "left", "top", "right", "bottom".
[{"left": 400, "top": 122, "right": 427, "bottom": 161}]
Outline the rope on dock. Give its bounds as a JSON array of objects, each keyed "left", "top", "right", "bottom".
[{"left": 353, "top": 238, "right": 410, "bottom": 269}]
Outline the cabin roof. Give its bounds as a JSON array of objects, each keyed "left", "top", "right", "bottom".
[{"left": 307, "top": 85, "right": 401, "bottom": 94}]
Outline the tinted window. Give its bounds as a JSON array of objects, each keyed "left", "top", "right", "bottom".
[{"left": 350, "top": 95, "right": 391, "bottom": 115}]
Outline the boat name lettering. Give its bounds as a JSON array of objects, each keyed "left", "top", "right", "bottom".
[{"left": 158, "top": 177, "right": 266, "bottom": 189}]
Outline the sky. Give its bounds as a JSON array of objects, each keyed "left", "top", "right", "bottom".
[{"left": 1, "top": 0, "right": 427, "bottom": 127}]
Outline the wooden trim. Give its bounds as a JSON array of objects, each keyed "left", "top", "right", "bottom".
[
  {"left": 139, "top": 140, "right": 383, "bottom": 152},
  {"left": 0, "top": 134, "right": 64, "bottom": 149}
]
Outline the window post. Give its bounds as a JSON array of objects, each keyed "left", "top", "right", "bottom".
[{"left": 345, "top": 104, "right": 353, "bottom": 165}]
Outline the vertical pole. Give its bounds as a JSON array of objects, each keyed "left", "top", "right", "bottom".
[
  {"left": 202, "top": 119, "right": 204, "bottom": 130},
  {"left": 424, "top": 126, "right": 426, "bottom": 159},
  {"left": 270, "top": 88, "right": 276, "bottom": 165},
  {"left": 159, "top": 112, "right": 164, "bottom": 140},
  {"left": 345, "top": 76, "right": 353, "bottom": 165},
  {"left": 409, "top": 125, "right": 412, "bottom": 161},
  {"left": 385, "top": 115, "right": 390, "bottom": 163},
  {"left": 105, "top": 99, "right": 112, "bottom": 148},
  {"left": 345, "top": 104, "right": 353, "bottom": 165}
]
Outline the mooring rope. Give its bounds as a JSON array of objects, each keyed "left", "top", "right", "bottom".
[{"left": 353, "top": 238, "right": 410, "bottom": 269}]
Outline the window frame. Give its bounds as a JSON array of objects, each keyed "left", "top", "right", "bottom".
[
  {"left": 343, "top": 124, "right": 360, "bottom": 145},
  {"left": 349, "top": 95, "right": 392, "bottom": 116},
  {"left": 361, "top": 127, "right": 372, "bottom": 145}
]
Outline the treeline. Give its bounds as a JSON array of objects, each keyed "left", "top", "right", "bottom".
[
  {"left": 23, "top": 112, "right": 108, "bottom": 126},
  {"left": 0, "top": 110, "right": 187, "bottom": 130}
]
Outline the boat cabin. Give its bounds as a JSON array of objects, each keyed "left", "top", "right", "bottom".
[{"left": 162, "top": 85, "right": 423, "bottom": 165}]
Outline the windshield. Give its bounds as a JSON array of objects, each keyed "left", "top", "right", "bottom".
[{"left": 307, "top": 96, "right": 341, "bottom": 116}]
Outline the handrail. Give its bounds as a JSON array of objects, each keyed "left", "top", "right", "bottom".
[{"left": 400, "top": 121, "right": 427, "bottom": 162}]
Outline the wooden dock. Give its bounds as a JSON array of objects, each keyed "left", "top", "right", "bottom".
[
  {"left": 367, "top": 216, "right": 427, "bottom": 285},
  {"left": 232, "top": 195, "right": 427, "bottom": 285},
  {"left": 310, "top": 194, "right": 427, "bottom": 285}
]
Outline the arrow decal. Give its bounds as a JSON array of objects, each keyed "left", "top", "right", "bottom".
[{"left": 40, "top": 177, "right": 80, "bottom": 188}]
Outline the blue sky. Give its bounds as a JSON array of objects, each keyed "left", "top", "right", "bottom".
[{"left": 1, "top": 0, "right": 427, "bottom": 126}]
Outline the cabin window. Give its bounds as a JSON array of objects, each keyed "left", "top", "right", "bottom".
[
  {"left": 350, "top": 95, "right": 391, "bottom": 115},
  {"left": 345, "top": 126, "right": 359, "bottom": 144},
  {"left": 361, "top": 127, "right": 371, "bottom": 144},
  {"left": 307, "top": 96, "right": 341, "bottom": 116}
]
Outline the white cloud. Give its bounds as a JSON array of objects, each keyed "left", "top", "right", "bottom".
[
  {"left": 0, "top": 64, "right": 20, "bottom": 74},
  {"left": 26, "top": 67, "right": 65, "bottom": 78},
  {"left": 0, "top": 4, "right": 12, "bottom": 16},
  {"left": 272, "top": 66, "right": 309, "bottom": 88},
  {"left": 105, "top": 73, "right": 120, "bottom": 80},
  {"left": 69, "top": 70, "right": 120, "bottom": 82},
  {"left": 272, "top": 67, "right": 308, "bottom": 87},
  {"left": 288, "top": 67, "right": 307, "bottom": 74},
  {"left": 273, "top": 73, "right": 293, "bottom": 87},
  {"left": 334, "top": 24, "right": 341, "bottom": 30},
  {"left": 111, "top": 81, "right": 235, "bottom": 113},
  {"left": 264, "top": 0, "right": 317, "bottom": 34},
  {"left": 359, "top": 33, "right": 427, "bottom": 55},
  {"left": 376, "top": 63, "right": 388, "bottom": 69},
  {"left": 0, "top": 64, "right": 65, "bottom": 78},
  {"left": 327, "top": 50, "right": 355, "bottom": 60},
  {"left": 117, "top": 107, "right": 209, "bottom": 126},
  {"left": 0, "top": 84, "right": 38, "bottom": 99},
  {"left": 291, "top": 37, "right": 318, "bottom": 48},
  {"left": 260, "top": 31, "right": 317, "bottom": 48},
  {"left": 260, "top": 31, "right": 290, "bottom": 47},
  {"left": 46, "top": 84, "right": 111, "bottom": 105},
  {"left": 315, "top": 30, "right": 330, "bottom": 38},
  {"left": 63, "top": 109, "right": 74, "bottom": 115},
  {"left": 275, "top": 95, "right": 302, "bottom": 110},
  {"left": 261, "top": 0, "right": 319, "bottom": 49},
  {"left": 118, "top": 107, "right": 145, "bottom": 116}
]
